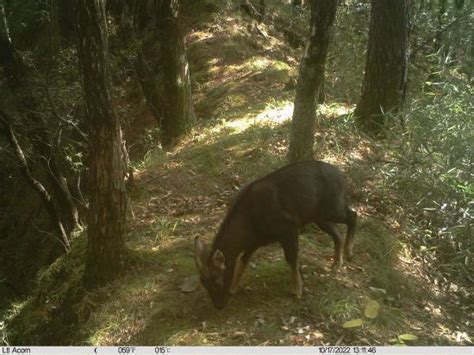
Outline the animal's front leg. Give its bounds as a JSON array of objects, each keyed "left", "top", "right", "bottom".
[{"left": 229, "top": 249, "right": 255, "bottom": 295}]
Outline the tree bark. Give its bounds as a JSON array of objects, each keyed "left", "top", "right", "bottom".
[
  {"left": 0, "top": 0, "right": 23, "bottom": 87},
  {"left": 288, "top": 0, "right": 337, "bottom": 162},
  {"left": 354, "top": 0, "right": 410, "bottom": 132},
  {"left": 133, "top": 0, "right": 150, "bottom": 32},
  {"left": 155, "top": 0, "right": 194, "bottom": 147},
  {"left": 57, "top": 0, "right": 76, "bottom": 40},
  {"left": 76, "top": 0, "right": 127, "bottom": 288},
  {"left": 0, "top": 0, "right": 13, "bottom": 71},
  {"left": 135, "top": 48, "right": 165, "bottom": 122},
  {"left": 435, "top": 0, "right": 446, "bottom": 53}
]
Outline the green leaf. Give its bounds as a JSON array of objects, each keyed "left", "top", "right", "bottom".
[
  {"left": 342, "top": 319, "right": 363, "bottom": 328},
  {"left": 398, "top": 333, "right": 418, "bottom": 341},
  {"left": 364, "top": 300, "right": 381, "bottom": 319}
]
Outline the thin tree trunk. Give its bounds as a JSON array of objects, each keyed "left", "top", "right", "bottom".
[
  {"left": 288, "top": 0, "right": 337, "bottom": 162},
  {"left": 0, "top": 0, "right": 13, "bottom": 68},
  {"left": 435, "top": 0, "right": 446, "bottom": 53},
  {"left": 135, "top": 48, "right": 165, "bottom": 122},
  {"left": 0, "top": 0, "right": 21, "bottom": 86},
  {"left": 354, "top": 0, "right": 410, "bottom": 132},
  {"left": 155, "top": 0, "right": 194, "bottom": 147},
  {"left": 133, "top": 0, "right": 150, "bottom": 32},
  {"left": 76, "top": 0, "right": 127, "bottom": 288}
]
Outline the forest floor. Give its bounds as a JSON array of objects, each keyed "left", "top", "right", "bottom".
[{"left": 3, "top": 0, "right": 472, "bottom": 346}]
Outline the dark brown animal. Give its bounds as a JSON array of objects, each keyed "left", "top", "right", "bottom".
[{"left": 195, "top": 160, "right": 357, "bottom": 309}]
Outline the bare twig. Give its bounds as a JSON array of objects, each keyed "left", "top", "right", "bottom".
[
  {"left": 0, "top": 110, "right": 71, "bottom": 252},
  {"left": 76, "top": 173, "right": 89, "bottom": 209}
]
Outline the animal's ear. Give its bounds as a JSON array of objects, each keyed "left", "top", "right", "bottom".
[
  {"left": 212, "top": 249, "right": 226, "bottom": 270},
  {"left": 194, "top": 237, "right": 208, "bottom": 272}
]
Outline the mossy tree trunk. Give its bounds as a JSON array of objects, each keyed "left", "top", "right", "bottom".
[
  {"left": 354, "top": 0, "right": 410, "bottom": 132},
  {"left": 76, "top": 0, "right": 127, "bottom": 288},
  {"left": 288, "top": 0, "right": 337, "bottom": 162},
  {"left": 155, "top": 0, "right": 194, "bottom": 147}
]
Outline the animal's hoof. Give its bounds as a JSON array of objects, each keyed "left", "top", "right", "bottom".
[
  {"left": 291, "top": 285, "right": 303, "bottom": 298},
  {"left": 292, "top": 290, "right": 302, "bottom": 298},
  {"left": 344, "top": 248, "right": 354, "bottom": 262},
  {"left": 331, "top": 262, "right": 342, "bottom": 273}
]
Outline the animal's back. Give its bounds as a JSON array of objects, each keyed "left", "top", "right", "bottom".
[
  {"left": 213, "top": 161, "right": 349, "bottom": 247},
  {"left": 249, "top": 161, "right": 347, "bottom": 225}
]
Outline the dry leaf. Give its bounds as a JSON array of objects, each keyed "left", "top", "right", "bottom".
[
  {"left": 312, "top": 331, "right": 324, "bottom": 340},
  {"left": 233, "top": 331, "right": 247, "bottom": 337},
  {"left": 180, "top": 275, "right": 200, "bottom": 293}
]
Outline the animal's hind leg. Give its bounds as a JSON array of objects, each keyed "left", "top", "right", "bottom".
[
  {"left": 316, "top": 221, "right": 344, "bottom": 271},
  {"left": 280, "top": 233, "right": 303, "bottom": 298},
  {"left": 344, "top": 208, "right": 357, "bottom": 261}
]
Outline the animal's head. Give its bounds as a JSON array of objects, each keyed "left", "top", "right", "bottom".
[{"left": 194, "top": 237, "right": 229, "bottom": 309}]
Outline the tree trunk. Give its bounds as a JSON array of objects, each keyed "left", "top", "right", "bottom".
[
  {"left": 435, "top": 0, "right": 446, "bottom": 53},
  {"left": 354, "top": 0, "right": 410, "bottom": 132},
  {"left": 135, "top": 48, "right": 165, "bottom": 122},
  {"left": 107, "top": 0, "right": 125, "bottom": 18},
  {"left": 76, "top": 0, "right": 127, "bottom": 288},
  {"left": 288, "top": 0, "right": 337, "bottom": 162},
  {"left": 0, "top": 0, "right": 22, "bottom": 86},
  {"left": 57, "top": 0, "right": 77, "bottom": 41},
  {"left": 155, "top": 0, "right": 194, "bottom": 147},
  {"left": 133, "top": 0, "right": 150, "bottom": 32},
  {"left": 0, "top": 0, "right": 13, "bottom": 70}
]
